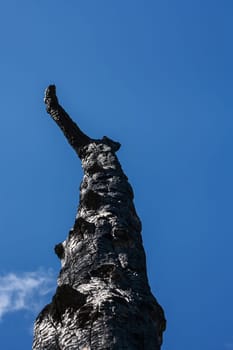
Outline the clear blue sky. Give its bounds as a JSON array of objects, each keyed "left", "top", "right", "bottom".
[{"left": 0, "top": 1, "right": 232, "bottom": 349}]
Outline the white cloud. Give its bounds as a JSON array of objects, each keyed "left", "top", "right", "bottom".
[{"left": 0, "top": 270, "right": 55, "bottom": 319}]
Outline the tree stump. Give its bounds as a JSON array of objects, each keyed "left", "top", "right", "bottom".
[{"left": 33, "top": 85, "right": 166, "bottom": 350}]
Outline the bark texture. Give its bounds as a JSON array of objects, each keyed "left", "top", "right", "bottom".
[{"left": 33, "top": 85, "right": 166, "bottom": 350}]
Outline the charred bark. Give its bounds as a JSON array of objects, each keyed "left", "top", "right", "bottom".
[{"left": 33, "top": 85, "right": 166, "bottom": 350}]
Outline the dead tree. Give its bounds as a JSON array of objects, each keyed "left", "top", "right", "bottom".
[{"left": 33, "top": 85, "right": 166, "bottom": 350}]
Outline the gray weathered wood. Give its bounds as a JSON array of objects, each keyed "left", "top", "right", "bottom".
[{"left": 33, "top": 86, "right": 166, "bottom": 350}]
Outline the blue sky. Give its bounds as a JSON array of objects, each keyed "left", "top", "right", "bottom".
[{"left": 0, "top": 1, "right": 233, "bottom": 349}]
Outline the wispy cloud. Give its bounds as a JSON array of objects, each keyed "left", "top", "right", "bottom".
[{"left": 0, "top": 270, "right": 55, "bottom": 319}]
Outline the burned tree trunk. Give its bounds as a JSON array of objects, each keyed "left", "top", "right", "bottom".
[{"left": 33, "top": 85, "right": 166, "bottom": 350}]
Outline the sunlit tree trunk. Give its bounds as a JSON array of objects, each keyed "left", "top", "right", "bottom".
[{"left": 33, "top": 85, "right": 166, "bottom": 350}]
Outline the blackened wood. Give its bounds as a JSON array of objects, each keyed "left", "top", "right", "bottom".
[{"left": 33, "top": 85, "right": 166, "bottom": 350}]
